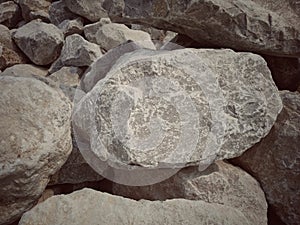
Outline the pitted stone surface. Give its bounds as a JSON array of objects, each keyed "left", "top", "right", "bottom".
[
  {"left": 19, "top": 188, "right": 252, "bottom": 225},
  {"left": 73, "top": 48, "right": 282, "bottom": 186}
]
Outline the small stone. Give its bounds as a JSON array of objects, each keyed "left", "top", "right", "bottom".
[
  {"left": 0, "top": 24, "right": 14, "bottom": 49},
  {"left": 0, "top": 1, "right": 22, "bottom": 28},
  {"left": 49, "top": 0, "right": 78, "bottom": 26},
  {"left": 83, "top": 18, "right": 111, "bottom": 41},
  {"left": 58, "top": 18, "right": 84, "bottom": 37},
  {"left": 13, "top": 20, "right": 64, "bottom": 65},
  {"left": 0, "top": 46, "right": 27, "bottom": 70},
  {"left": 48, "top": 66, "right": 82, "bottom": 87},
  {"left": 65, "top": 0, "right": 107, "bottom": 22},
  {"left": 18, "top": 0, "right": 50, "bottom": 22}
]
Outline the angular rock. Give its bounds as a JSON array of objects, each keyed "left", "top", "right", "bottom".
[
  {"left": 0, "top": 1, "right": 22, "bottom": 28},
  {"left": 58, "top": 18, "right": 84, "bottom": 37},
  {"left": 19, "top": 188, "right": 253, "bottom": 225},
  {"left": 0, "top": 75, "right": 72, "bottom": 225},
  {"left": 84, "top": 22, "right": 155, "bottom": 51},
  {"left": 0, "top": 24, "right": 14, "bottom": 49},
  {"left": 231, "top": 91, "right": 300, "bottom": 225},
  {"left": 59, "top": 34, "right": 102, "bottom": 67},
  {"left": 113, "top": 161, "right": 267, "bottom": 225},
  {"left": 0, "top": 46, "right": 27, "bottom": 70},
  {"left": 18, "top": 0, "right": 50, "bottom": 22},
  {"left": 65, "top": 0, "right": 107, "bottom": 22},
  {"left": 13, "top": 20, "right": 64, "bottom": 65},
  {"left": 49, "top": 138, "right": 103, "bottom": 185},
  {"left": 262, "top": 55, "right": 300, "bottom": 91},
  {"left": 73, "top": 48, "right": 282, "bottom": 186},
  {"left": 49, "top": 0, "right": 78, "bottom": 26},
  {"left": 83, "top": 17, "right": 111, "bottom": 40},
  {"left": 48, "top": 66, "right": 82, "bottom": 87},
  {"left": 1, "top": 63, "right": 47, "bottom": 77},
  {"left": 107, "top": 0, "right": 300, "bottom": 57}
]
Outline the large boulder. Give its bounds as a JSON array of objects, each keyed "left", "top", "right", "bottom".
[
  {"left": 13, "top": 20, "right": 64, "bottom": 65},
  {"left": 0, "top": 76, "right": 72, "bottom": 225},
  {"left": 19, "top": 188, "right": 253, "bottom": 225},
  {"left": 65, "top": 0, "right": 107, "bottom": 22},
  {"left": 113, "top": 161, "right": 267, "bottom": 225},
  {"left": 231, "top": 91, "right": 300, "bottom": 225},
  {"left": 73, "top": 48, "right": 282, "bottom": 186},
  {"left": 107, "top": 0, "right": 300, "bottom": 57}
]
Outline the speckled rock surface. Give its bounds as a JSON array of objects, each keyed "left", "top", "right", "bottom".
[
  {"left": 58, "top": 18, "right": 84, "bottom": 37},
  {"left": 48, "top": 66, "right": 82, "bottom": 87},
  {"left": 13, "top": 20, "right": 64, "bottom": 65},
  {"left": 1, "top": 64, "right": 47, "bottom": 77},
  {"left": 107, "top": 0, "right": 300, "bottom": 57},
  {"left": 0, "top": 1, "right": 22, "bottom": 28},
  {"left": 49, "top": 0, "right": 78, "bottom": 26},
  {"left": 73, "top": 48, "right": 282, "bottom": 185},
  {"left": 65, "top": 0, "right": 107, "bottom": 22},
  {"left": 18, "top": 0, "right": 50, "bottom": 22},
  {"left": 19, "top": 188, "right": 252, "bottom": 225},
  {"left": 113, "top": 161, "right": 267, "bottom": 225},
  {"left": 0, "top": 76, "right": 72, "bottom": 225},
  {"left": 231, "top": 91, "right": 300, "bottom": 225}
]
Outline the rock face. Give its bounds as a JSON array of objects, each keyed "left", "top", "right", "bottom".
[
  {"left": 0, "top": 1, "right": 22, "bottom": 28},
  {"left": 73, "top": 48, "right": 282, "bottom": 186},
  {"left": 0, "top": 76, "right": 72, "bottom": 225},
  {"left": 59, "top": 34, "right": 102, "bottom": 67},
  {"left": 231, "top": 91, "right": 300, "bottom": 225},
  {"left": 49, "top": 0, "right": 78, "bottom": 26},
  {"left": 107, "top": 0, "right": 300, "bottom": 57},
  {"left": 84, "top": 22, "right": 155, "bottom": 51},
  {"left": 13, "top": 20, "right": 64, "bottom": 65},
  {"left": 18, "top": 0, "right": 50, "bottom": 22},
  {"left": 113, "top": 161, "right": 267, "bottom": 225},
  {"left": 262, "top": 55, "right": 300, "bottom": 91},
  {"left": 19, "top": 188, "right": 253, "bottom": 225},
  {"left": 65, "top": 0, "right": 107, "bottom": 22}
]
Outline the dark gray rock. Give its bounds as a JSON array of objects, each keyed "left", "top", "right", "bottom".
[{"left": 0, "top": 1, "right": 22, "bottom": 28}]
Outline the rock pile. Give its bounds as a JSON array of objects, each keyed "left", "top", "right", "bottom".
[{"left": 0, "top": 0, "right": 299, "bottom": 225}]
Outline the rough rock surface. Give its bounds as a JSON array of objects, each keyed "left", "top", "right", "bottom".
[
  {"left": 0, "top": 1, "right": 22, "bottom": 28},
  {"left": 19, "top": 188, "right": 253, "bottom": 225},
  {"left": 231, "top": 91, "right": 300, "bottom": 225},
  {"left": 48, "top": 66, "right": 82, "bottom": 87},
  {"left": 84, "top": 22, "right": 155, "bottom": 51},
  {"left": 13, "top": 20, "right": 64, "bottom": 65},
  {"left": 0, "top": 76, "right": 72, "bottom": 225},
  {"left": 59, "top": 34, "right": 102, "bottom": 67},
  {"left": 1, "top": 64, "right": 47, "bottom": 77},
  {"left": 107, "top": 0, "right": 300, "bottom": 57},
  {"left": 262, "top": 55, "right": 300, "bottom": 91},
  {"left": 0, "top": 24, "right": 14, "bottom": 49},
  {"left": 65, "top": 0, "right": 107, "bottom": 22},
  {"left": 18, "top": 0, "right": 50, "bottom": 22},
  {"left": 58, "top": 18, "right": 84, "bottom": 37},
  {"left": 73, "top": 48, "right": 282, "bottom": 185},
  {"left": 113, "top": 161, "right": 267, "bottom": 225},
  {"left": 49, "top": 0, "right": 78, "bottom": 26},
  {"left": 49, "top": 138, "right": 103, "bottom": 185}
]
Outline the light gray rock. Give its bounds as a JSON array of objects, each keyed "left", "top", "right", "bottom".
[
  {"left": 0, "top": 1, "right": 22, "bottom": 28},
  {"left": 59, "top": 34, "right": 102, "bottom": 67},
  {"left": 1, "top": 64, "right": 47, "bottom": 77},
  {"left": 0, "top": 75, "right": 72, "bottom": 225},
  {"left": 58, "top": 18, "right": 84, "bottom": 37},
  {"left": 48, "top": 66, "right": 82, "bottom": 87},
  {"left": 18, "top": 0, "right": 50, "bottom": 22},
  {"left": 231, "top": 91, "right": 300, "bottom": 225},
  {"left": 107, "top": 0, "right": 300, "bottom": 57},
  {"left": 13, "top": 20, "right": 64, "bottom": 65},
  {"left": 73, "top": 48, "right": 282, "bottom": 186},
  {"left": 65, "top": 0, "right": 107, "bottom": 22},
  {"left": 84, "top": 22, "right": 156, "bottom": 51},
  {"left": 83, "top": 17, "right": 111, "bottom": 40},
  {"left": 19, "top": 188, "right": 252, "bottom": 225},
  {"left": 49, "top": 0, "right": 78, "bottom": 26},
  {"left": 113, "top": 161, "right": 267, "bottom": 225}
]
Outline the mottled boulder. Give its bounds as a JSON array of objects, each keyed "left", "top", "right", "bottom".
[
  {"left": 49, "top": 0, "right": 78, "bottom": 26},
  {"left": 73, "top": 48, "right": 282, "bottom": 186},
  {"left": 1, "top": 63, "right": 47, "bottom": 77},
  {"left": 84, "top": 22, "right": 155, "bottom": 51},
  {"left": 59, "top": 34, "right": 102, "bottom": 67},
  {"left": 65, "top": 0, "right": 107, "bottom": 22},
  {"left": 13, "top": 20, "right": 64, "bottom": 65},
  {"left": 263, "top": 55, "right": 300, "bottom": 91},
  {"left": 107, "top": 0, "right": 300, "bottom": 57},
  {"left": 58, "top": 18, "right": 84, "bottom": 37},
  {"left": 0, "top": 1, "right": 22, "bottom": 28},
  {"left": 19, "top": 188, "right": 253, "bottom": 225},
  {"left": 113, "top": 161, "right": 267, "bottom": 225},
  {"left": 18, "top": 0, "right": 50, "bottom": 22},
  {"left": 0, "top": 76, "right": 72, "bottom": 225},
  {"left": 231, "top": 91, "right": 300, "bottom": 225}
]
